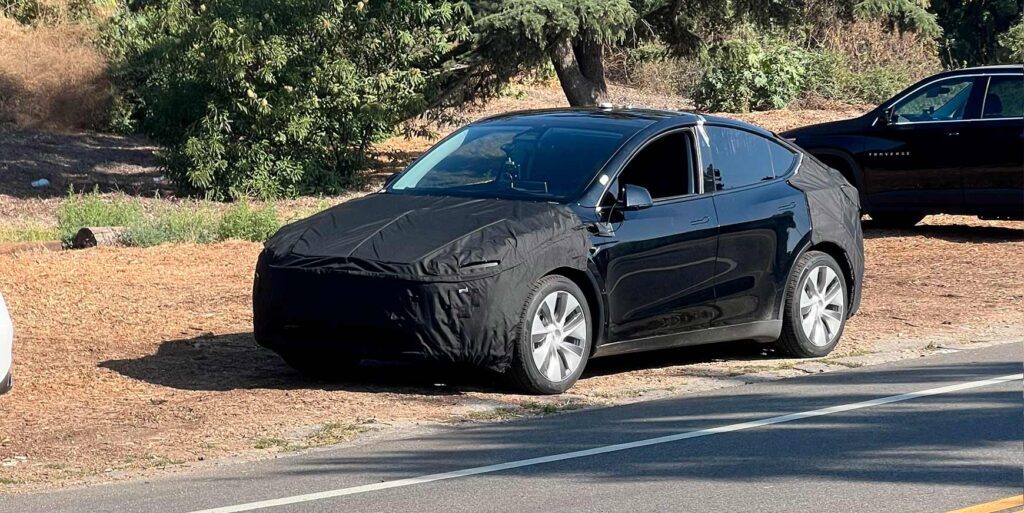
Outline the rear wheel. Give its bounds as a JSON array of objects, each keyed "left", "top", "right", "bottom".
[
  {"left": 777, "top": 251, "right": 848, "bottom": 358},
  {"left": 869, "top": 213, "right": 925, "bottom": 229},
  {"left": 509, "top": 275, "right": 592, "bottom": 394}
]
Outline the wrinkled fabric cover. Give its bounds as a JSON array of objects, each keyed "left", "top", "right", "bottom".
[
  {"left": 790, "top": 157, "right": 865, "bottom": 315},
  {"left": 254, "top": 194, "right": 590, "bottom": 371}
]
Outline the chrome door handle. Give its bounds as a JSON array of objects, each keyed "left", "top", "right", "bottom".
[
  {"left": 777, "top": 202, "right": 796, "bottom": 211},
  {"left": 690, "top": 216, "right": 711, "bottom": 225}
]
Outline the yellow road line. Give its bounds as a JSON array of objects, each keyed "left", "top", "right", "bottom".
[{"left": 944, "top": 495, "right": 1024, "bottom": 513}]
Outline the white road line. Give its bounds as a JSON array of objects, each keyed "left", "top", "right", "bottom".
[{"left": 188, "top": 373, "right": 1023, "bottom": 513}]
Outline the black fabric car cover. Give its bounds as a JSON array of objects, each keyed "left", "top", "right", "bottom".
[
  {"left": 789, "top": 156, "right": 865, "bottom": 315},
  {"left": 254, "top": 194, "right": 591, "bottom": 371}
]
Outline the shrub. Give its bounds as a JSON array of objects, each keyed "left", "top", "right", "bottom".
[
  {"left": 101, "top": 0, "right": 470, "bottom": 199},
  {"left": 605, "top": 41, "right": 702, "bottom": 97},
  {"left": 693, "top": 19, "right": 941, "bottom": 112},
  {"left": 799, "top": 49, "right": 844, "bottom": 101},
  {"left": 695, "top": 36, "right": 807, "bottom": 112},
  {"left": 217, "top": 201, "right": 280, "bottom": 242},
  {"left": 821, "top": 20, "right": 941, "bottom": 104}
]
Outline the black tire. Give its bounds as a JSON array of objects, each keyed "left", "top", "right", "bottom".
[
  {"left": 508, "top": 275, "right": 592, "bottom": 395},
  {"left": 277, "top": 349, "right": 360, "bottom": 381},
  {"left": 869, "top": 213, "right": 925, "bottom": 229},
  {"left": 777, "top": 251, "right": 848, "bottom": 358}
]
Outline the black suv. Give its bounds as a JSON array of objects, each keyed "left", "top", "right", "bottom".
[{"left": 783, "top": 65, "right": 1023, "bottom": 227}]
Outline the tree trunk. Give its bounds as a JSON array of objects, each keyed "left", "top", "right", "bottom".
[{"left": 549, "top": 37, "right": 609, "bottom": 106}]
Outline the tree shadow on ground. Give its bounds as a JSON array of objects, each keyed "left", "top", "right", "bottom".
[
  {"left": 0, "top": 127, "right": 165, "bottom": 199},
  {"left": 267, "top": 359, "right": 1022, "bottom": 496},
  {"left": 862, "top": 220, "right": 1024, "bottom": 243},
  {"left": 100, "top": 333, "right": 789, "bottom": 394}
]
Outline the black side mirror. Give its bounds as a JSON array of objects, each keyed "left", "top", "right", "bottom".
[
  {"left": 383, "top": 172, "right": 401, "bottom": 188},
  {"left": 621, "top": 184, "right": 654, "bottom": 211},
  {"left": 880, "top": 106, "right": 895, "bottom": 126}
]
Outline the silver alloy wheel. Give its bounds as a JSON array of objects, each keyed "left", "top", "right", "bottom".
[
  {"left": 531, "top": 290, "right": 587, "bottom": 382},
  {"left": 799, "top": 265, "right": 846, "bottom": 347}
]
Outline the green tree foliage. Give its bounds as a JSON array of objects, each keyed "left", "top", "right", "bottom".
[
  {"left": 437, "top": 0, "right": 941, "bottom": 108},
  {"left": 102, "top": 0, "right": 471, "bottom": 199},
  {"left": 931, "top": 0, "right": 1023, "bottom": 66},
  {"left": 694, "top": 19, "right": 942, "bottom": 112},
  {"left": 999, "top": 18, "right": 1024, "bottom": 61},
  {"left": 694, "top": 36, "right": 807, "bottom": 112}
]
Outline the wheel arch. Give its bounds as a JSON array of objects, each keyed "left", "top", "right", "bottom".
[
  {"left": 544, "top": 266, "right": 606, "bottom": 354},
  {"left": 783, "top": 241, "right": 857, "bottom": 320},
  {"left": 809, "top": 149, "right": 863, "bottom": 190}
]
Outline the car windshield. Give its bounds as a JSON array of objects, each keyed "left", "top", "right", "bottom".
[{"left": 388, "top": 124, "right": 628, "bottom": 201}]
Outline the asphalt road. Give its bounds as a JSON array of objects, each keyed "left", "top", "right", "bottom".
[{"left": 3, "top": 343, "right": 1021, "bottom": 513}]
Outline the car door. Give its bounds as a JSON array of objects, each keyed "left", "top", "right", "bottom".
[
  {"left": 962, "top": 73, "right": 1024, "bottom": 216},
  {"left": 591, "top": 129, "right": 720, "bottom": 343},
  {"left": 700, "top": 126, "right": 810, "bottom": 328},
  {"left": 862, "top": 75, "right": 984, "bottom": 213}
]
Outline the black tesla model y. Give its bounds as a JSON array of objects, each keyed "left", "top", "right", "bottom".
[{"left": 254, "top": 108, "right": 864, "bottom": 393}]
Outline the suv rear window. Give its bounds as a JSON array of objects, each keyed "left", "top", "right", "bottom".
[{"left": 982, "top": 75, "right": 1024, "bottom": 119}]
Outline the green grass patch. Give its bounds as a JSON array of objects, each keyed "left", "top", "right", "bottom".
[
  {"left": 57, "top": 189, "right": 287, "bottom": 247},
  {"left": 217, "top": 201, "right": 281, "bottom": 242},
  {"left": 57, "top": 187, "right": 144, "bottom": 244},
  {"left": 0, "top": 224, "right": 60, "bottom": 243}
]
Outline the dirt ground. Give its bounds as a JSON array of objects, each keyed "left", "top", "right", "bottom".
[
  {"left": 0, "top": 215, "right": 1020, "bottom": 491},
  {"left": 0, "top": 84, "right": 1021, "bottom": 491}
]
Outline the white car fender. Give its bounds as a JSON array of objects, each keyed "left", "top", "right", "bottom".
[{"left": 0, "top": 292, "right": 12, "bottom": 394}]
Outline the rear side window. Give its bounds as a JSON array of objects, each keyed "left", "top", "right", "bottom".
[
  {"left": 982, "top": 75, "right": 1024, "bottom": 119},
  {"left": 702, "top": 126, "right": 795, "bottom": 191}
]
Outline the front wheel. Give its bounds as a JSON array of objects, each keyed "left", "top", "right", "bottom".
[
  {"left": 777, "top": 251, "right": 848, "bottom": 358},
  {"left": 508, "top": 275, "right": 592, "bottom": 394}
]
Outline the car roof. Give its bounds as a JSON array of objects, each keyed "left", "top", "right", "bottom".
[
  {"left": 473, "top": 107, "right": 777, "bottom": 138},
  {"left": 937, "top": 65, "right": 1023, "bottom": 77}
]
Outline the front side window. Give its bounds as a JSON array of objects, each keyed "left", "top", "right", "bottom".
[
  {"left": 701, "top": 126, "right": 795, "bottom": 191},
  {"left": 894, "top": 77, "right": 975, "bottom": 123},
  {"left": 982, "top": 75, "right": 1024, "bottom": 119},
  {"left": 617, "top": 131, "right": 695, "bottom": 200},
  {"left": 390, "top": 124, "right": 627, "bottom": 201}
]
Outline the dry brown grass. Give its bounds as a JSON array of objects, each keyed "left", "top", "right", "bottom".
[
  {"left": 817, "top": 20, "right": 941, "bottom": 77},
  {"left": 0, "top": 15, "right": 109, "bottom": 130}
]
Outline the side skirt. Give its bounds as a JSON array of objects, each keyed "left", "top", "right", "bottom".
[{"left": 591, "top": 320, "right": 782, "bottom": 358}]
